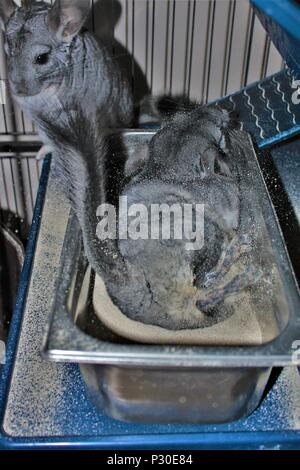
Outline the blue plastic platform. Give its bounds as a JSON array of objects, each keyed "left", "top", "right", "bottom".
[{"left": 252, "top": 0, "right": 300, "bottom": 79}]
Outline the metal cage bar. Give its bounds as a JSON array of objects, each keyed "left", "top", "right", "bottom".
[{"left": 0, "top": 0, "right": 283, "bottom": 227}]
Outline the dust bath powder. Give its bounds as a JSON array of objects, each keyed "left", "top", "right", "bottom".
[{"left": 93, "top": 274, "right": 264, "bottom": 346}]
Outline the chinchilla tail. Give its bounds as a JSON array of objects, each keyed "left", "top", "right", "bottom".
[
  {"left": 138, "top": 94, "right": 198, "bottom": 125},
  {"left": 35, "top": 105, "right": 107, "bottom": 209}
]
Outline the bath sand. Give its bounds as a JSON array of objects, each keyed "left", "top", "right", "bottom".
[{"left": 93, "top": 274, "right": 263, "bottom": 346}]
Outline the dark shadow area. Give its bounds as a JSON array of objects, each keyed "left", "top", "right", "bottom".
[
  {"left": 0, "top": 210, "right": 24, "bottom": 341},
  {"left": 90, "top": 0, "right": 150, "bottom": 108},
  {"left": 258, "top": 139, "right": 300, "bottom": 286}
]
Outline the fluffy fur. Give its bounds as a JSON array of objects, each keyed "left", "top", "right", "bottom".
[
  {"left": 37, "top": 102, "right": 262, "bottom": 330},
  {"left": 0, "top": 1, "right": 133, "bottom": 145}
]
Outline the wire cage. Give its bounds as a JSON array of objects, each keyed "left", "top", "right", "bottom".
[
  {"left": 0, "top": 0, "right": 286, "bottom": 339},
  {"left": 0, "top": 0, "right": 284, "bottom": 221}
]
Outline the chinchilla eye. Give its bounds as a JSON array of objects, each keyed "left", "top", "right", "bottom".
[{"left": 35, "top": 53, "right": 49, "bottom": 65}]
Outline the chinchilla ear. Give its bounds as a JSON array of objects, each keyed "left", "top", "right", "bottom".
[
  {"left": 0, "top": 0, "right": 17, "bottom": 30},
  {"left": 47, "top": 0, "right": 91, "bottom": 42}
]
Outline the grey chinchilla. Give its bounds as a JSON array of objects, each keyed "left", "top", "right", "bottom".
[
  {"left": 0, "top": 0, "right": 134, "bottom": 158},
  {"left": 37, "top": 101, "right": 263, "bottom": 331}
]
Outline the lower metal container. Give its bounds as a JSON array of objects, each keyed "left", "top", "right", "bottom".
[
  {"left": 80, "top": 364, "right": 271, "bottom": 424},
  {"left": 42, "top": 131, "right": 300, "bottom": 424}
]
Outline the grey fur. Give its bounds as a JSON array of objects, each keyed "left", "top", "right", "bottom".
[
  {"left": 37, "top": 104, "right": 261, "bottom": 330},
  {"left": 0, "top": 0, "right": 133, "bottom": 141},
  {"left": 0, "top": 0, "right": 16, "bottom": 29}
]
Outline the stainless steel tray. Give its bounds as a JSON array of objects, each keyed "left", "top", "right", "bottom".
[{"left": 42, "top": 130, "right": 300, "bottom": 424}]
